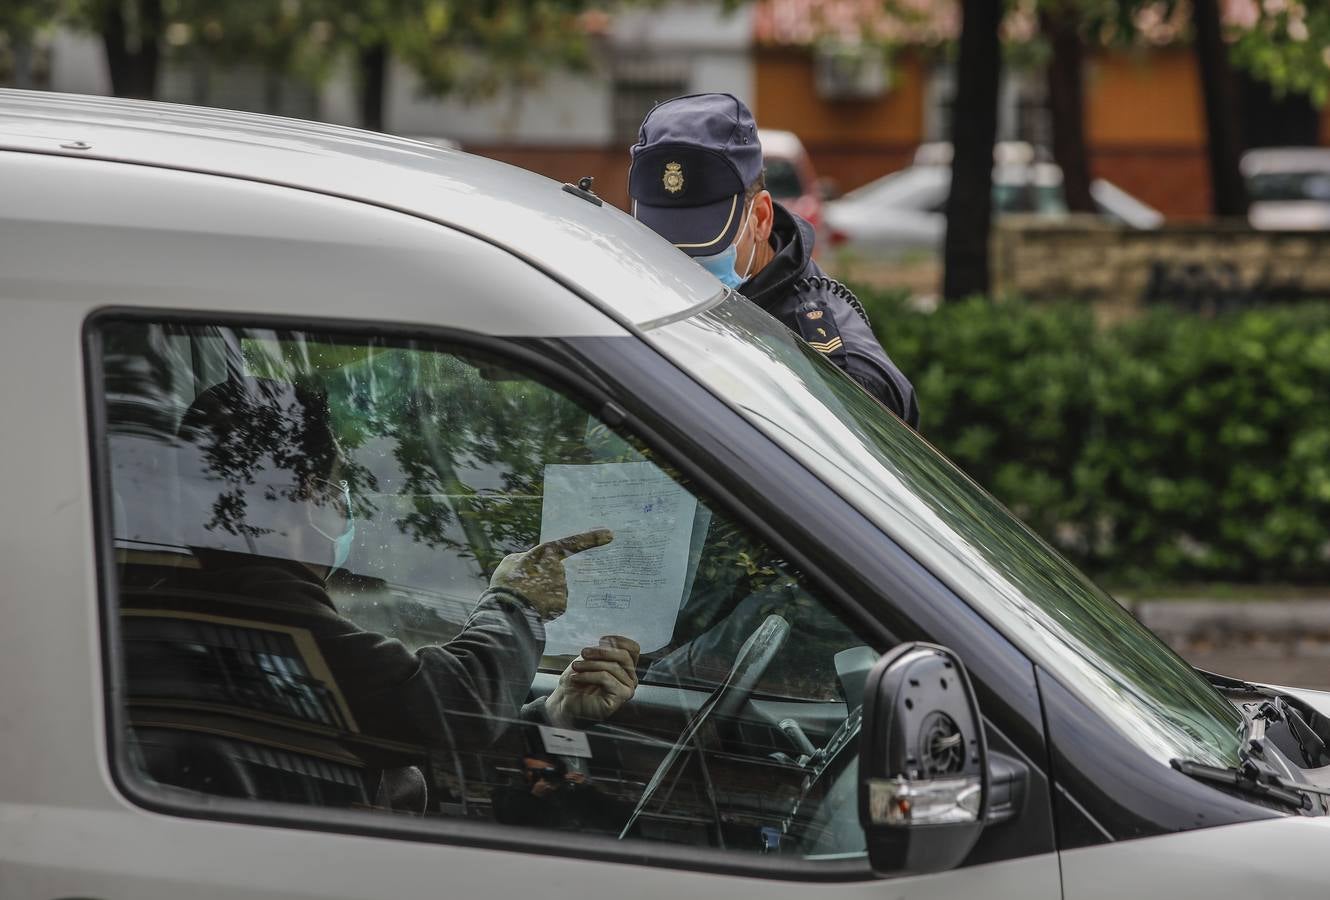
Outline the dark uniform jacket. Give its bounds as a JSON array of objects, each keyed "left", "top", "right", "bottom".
[
  {"left": 739, "top": 203, "right": 920, "bottom": 429},
  {"left": 125, "top": 550, "right": 545, "bottom": 756}
]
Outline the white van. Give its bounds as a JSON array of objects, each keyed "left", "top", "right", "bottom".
[{"left": 2, "top": 90, "right": 1328, "bottom": 900}]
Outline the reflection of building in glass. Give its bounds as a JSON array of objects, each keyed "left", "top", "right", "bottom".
[
  {"left": 124, "top": 609, "right": 355, "bottom": 730},
  {"left": 122, "top": 604, "right": 377, "bottom": 807}
]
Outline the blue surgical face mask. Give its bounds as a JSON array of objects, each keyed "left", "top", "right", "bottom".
[
  {"left": 696, "top": 203, "right": 757, "bottom": 290},
  {"left": 309, "top": 477, "right": 355, "bottom": 578},
  {"left": 697, "top": 242, "right": 744, "bottom": 289},
  {"left": 330, "top": 522, "right": 355, "bottom": 574}
]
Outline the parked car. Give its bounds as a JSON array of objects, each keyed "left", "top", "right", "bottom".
[
  {"left": 758, "top": 127, "right": 825, "bottom": 232},
  {"left": 1242, "top": 147, "right": 1330, "bottom": 231},
  {"left": 824, "top": 141, "right": 1164, "bottom": 260},
  {"left": 4, "top": 90, "right": 1330, "bottom": 899}
]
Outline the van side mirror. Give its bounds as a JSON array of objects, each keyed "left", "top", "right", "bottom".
[{"left": 858, "top": 643, "right": 987, "bottom": 875}]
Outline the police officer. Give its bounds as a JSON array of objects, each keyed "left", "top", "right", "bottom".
[{"left": 628, "top": 92, "right": 919, "bottom": 428}]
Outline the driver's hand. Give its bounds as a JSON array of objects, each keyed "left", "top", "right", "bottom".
[
  {"left": 546, "top": 635, "right": 641, "bottom": 727},
  {"left": 489, "top": 528, "right": 613, "bottom": 621}
]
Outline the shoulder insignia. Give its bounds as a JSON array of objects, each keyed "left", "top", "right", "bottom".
[
  {"left": 795, "top": 300, "right": 846, "bottom": 361},
  {"left": 793, "top": 274, "right": 873, "bottom": 328}
]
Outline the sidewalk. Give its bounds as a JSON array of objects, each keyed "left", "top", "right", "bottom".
[
  {"left": 1124, "top": 597, "right": 1330, "bottom": 690},
  {"left": 1131, "top": 598, "right": 1330, "bottom": 645}
]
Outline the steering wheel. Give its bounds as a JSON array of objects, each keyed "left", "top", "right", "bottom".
[{"left": 618, "top": 613, "right": 791, "bottom": 840}]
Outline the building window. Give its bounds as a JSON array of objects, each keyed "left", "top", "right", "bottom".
[{"left": 611, "top": 60, "right": 688, "bottom": 143}]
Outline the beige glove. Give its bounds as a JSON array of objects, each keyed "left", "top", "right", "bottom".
[
  {"left": 489, "top": 528, "right": 613, "bottom": 621},
  {"left": 546, "top": 635, "right": 642, "bottom": 727}
]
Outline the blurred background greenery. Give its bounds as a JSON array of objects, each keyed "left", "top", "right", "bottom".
[{"left": 856, "top": 290, "right": 1330, "bottom": 590}]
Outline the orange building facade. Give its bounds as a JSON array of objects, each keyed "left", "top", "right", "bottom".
[
  {"left": 754, "top": 46, "right": 1330, "bottom": 221},
  {"left": 1084, "top": 50, "right": 1211, "bottom": 220},
  {"left": 752, "top": 49, "right": 925, "bottom": 191}
]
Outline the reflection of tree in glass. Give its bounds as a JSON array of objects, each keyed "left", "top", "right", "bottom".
[
  {"left": 331, "top": 349, "right": 598, "bottom": 577},
  {"left": 107, "top": 322, "right": 864, "bottom": 699},
  {"left": 181, "top": 376, "right": 377, "bottom": 540},
  {"left": 102, "top": 324, "right": 380, "bottom": 543}
]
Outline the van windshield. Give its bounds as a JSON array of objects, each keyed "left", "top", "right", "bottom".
[{"left": 647, "top": 293, "right": 1244, "bottom": 769}]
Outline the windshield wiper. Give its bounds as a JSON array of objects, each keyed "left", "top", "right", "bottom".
[
  {"left": 1173, "top": 705, "right": 1330, "bottom": 812},
  {"left": 1170, "top": 758, "right": 1312, "bottom": 811},
  {"left": 1195, "top": 667, "right": 1259, "bottom": 693}
]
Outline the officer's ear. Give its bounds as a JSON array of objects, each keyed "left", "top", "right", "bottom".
[{"left": 751, "top": 190, "right": 775, "bottom": 243}]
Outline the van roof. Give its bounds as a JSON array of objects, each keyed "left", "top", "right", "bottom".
[{"left": 0, "top": 89, "right": 720, "bottom": 327}]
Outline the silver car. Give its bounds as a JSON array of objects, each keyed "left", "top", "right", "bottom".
[
  {"left": 824, "top": 142, "right": 1164, "bottom": 261},
  {"left": 1243, "top": 147, "right": 1330, "bottom": 231}
]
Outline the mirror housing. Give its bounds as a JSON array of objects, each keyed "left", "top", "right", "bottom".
[{"left": 858, "top": 643, "right": 987, "bottom": 876}]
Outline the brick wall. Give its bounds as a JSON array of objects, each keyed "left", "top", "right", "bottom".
[
  {"left": 1090, "top": 147, "right": 1211, "bottom": 221},
  {"left": 464, "top": 144, "right": 634, "bottom": 211},
  {"left": 992, "top": 217, "right": 1330, "bottom": 312}
]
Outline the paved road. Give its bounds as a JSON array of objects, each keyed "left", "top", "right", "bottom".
[
  {"left": 1172, "top": 639, "right": 1330, "bottom": 691},
  {"left": 1130, "top": 599, "right": 1330, "bottom": 691}
]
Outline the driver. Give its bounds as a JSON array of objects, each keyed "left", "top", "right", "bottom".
[{"left": 130, "top": 376, "right": 638, "bottom": 799}]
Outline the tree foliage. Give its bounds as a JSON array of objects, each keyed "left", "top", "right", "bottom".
[
  {"left": 859, "top": 288, "right": 1330, "bottom": 586},
  {"left": 0, "top": 0, "right": 60, "bottom": 87},
  {"left": 1227, "top": 1, "right": 1330, "bottom": 106},
  {"left": 39, "top": 0, "right": 609, "bottom": 122},
  {"left": 0, "top": 0, "right": 62, "bottom": 41},
  {"left": 385, "top": 0, "right": 598, "bottom": 101}
]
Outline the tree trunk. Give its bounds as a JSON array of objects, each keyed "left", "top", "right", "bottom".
[
  {"left": 1191, "top": 0, "right": 1248, "bottom": 216},
  {"left": 102, "top": 0, "right": 163, "bottom": 99},
  {"left": 1239, "top": 72, "right": 1320, "bottom": 148},
  {"left": 943, "top": 0, "right": 1003, "bottom": 300},
  {"left": 358, "top": 43, "right": 389, "bottom": 132},
  {"left": 1042, "top": 5, "right": 1094, "bottom": 213}
]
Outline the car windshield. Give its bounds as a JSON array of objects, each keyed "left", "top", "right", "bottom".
[
  {"left": 764, "top": 158, "right": 805, "bottom": 199},
  {"left": 840, "top": 166, "right": 948, "bottom": 209},
  {"left": 841, "top": 167, "right": 1070, "bottom": 217},
  {"left": 1248, "top": 171, "right": 1330, "bottom": 203},
  {"left": 646, "top": 293, "right": 1245, "bottom": 769}
]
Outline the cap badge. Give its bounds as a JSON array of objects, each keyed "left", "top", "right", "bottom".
[{"left": 663, "top": 162, "right": 684, "bottom": 194}]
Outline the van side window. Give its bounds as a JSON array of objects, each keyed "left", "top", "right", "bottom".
[{"left": 97, "top": 319, "right": 880, "bottom": 861}]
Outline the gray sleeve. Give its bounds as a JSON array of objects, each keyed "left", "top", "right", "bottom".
[{"left": 314, "top": 589, "right": 546, "bottom": 750}]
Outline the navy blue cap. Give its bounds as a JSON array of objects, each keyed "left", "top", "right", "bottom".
[{"left": 628, "top": 93, "right": 764, "bottom": 257}]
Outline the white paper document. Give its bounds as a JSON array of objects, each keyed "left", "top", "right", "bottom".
[{"left": 540, "top": 462, "right": 698, "bottom": 656}]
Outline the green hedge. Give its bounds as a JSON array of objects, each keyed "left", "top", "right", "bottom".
[{"left": 857, "top": 291, "right": 1330, "bottom": 586}]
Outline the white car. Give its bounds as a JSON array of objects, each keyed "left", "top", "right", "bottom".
[
  {"left": 2, "top": 90, "right": 1329, "bottom": 900},
  {"left": 825, "top": 142, "right": 1164, "bottom": 260},
  {"left": 1243, "top": 147, "right": 1330, "bottom": 231}
]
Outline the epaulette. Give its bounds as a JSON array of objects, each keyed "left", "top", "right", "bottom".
[
  {"left": 793, "top": 293, "right": 847, "bottom": 362},
  {"left": 790, "top": 275, "right": 873, "bottom": 328}
]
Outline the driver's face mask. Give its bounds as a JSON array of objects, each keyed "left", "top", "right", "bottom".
[
  {"left": 695, "top": 201, "right": 758, "bottom": 290},
  {"left": 308, "top": 477, "right": 355, "bottom": 578}
]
